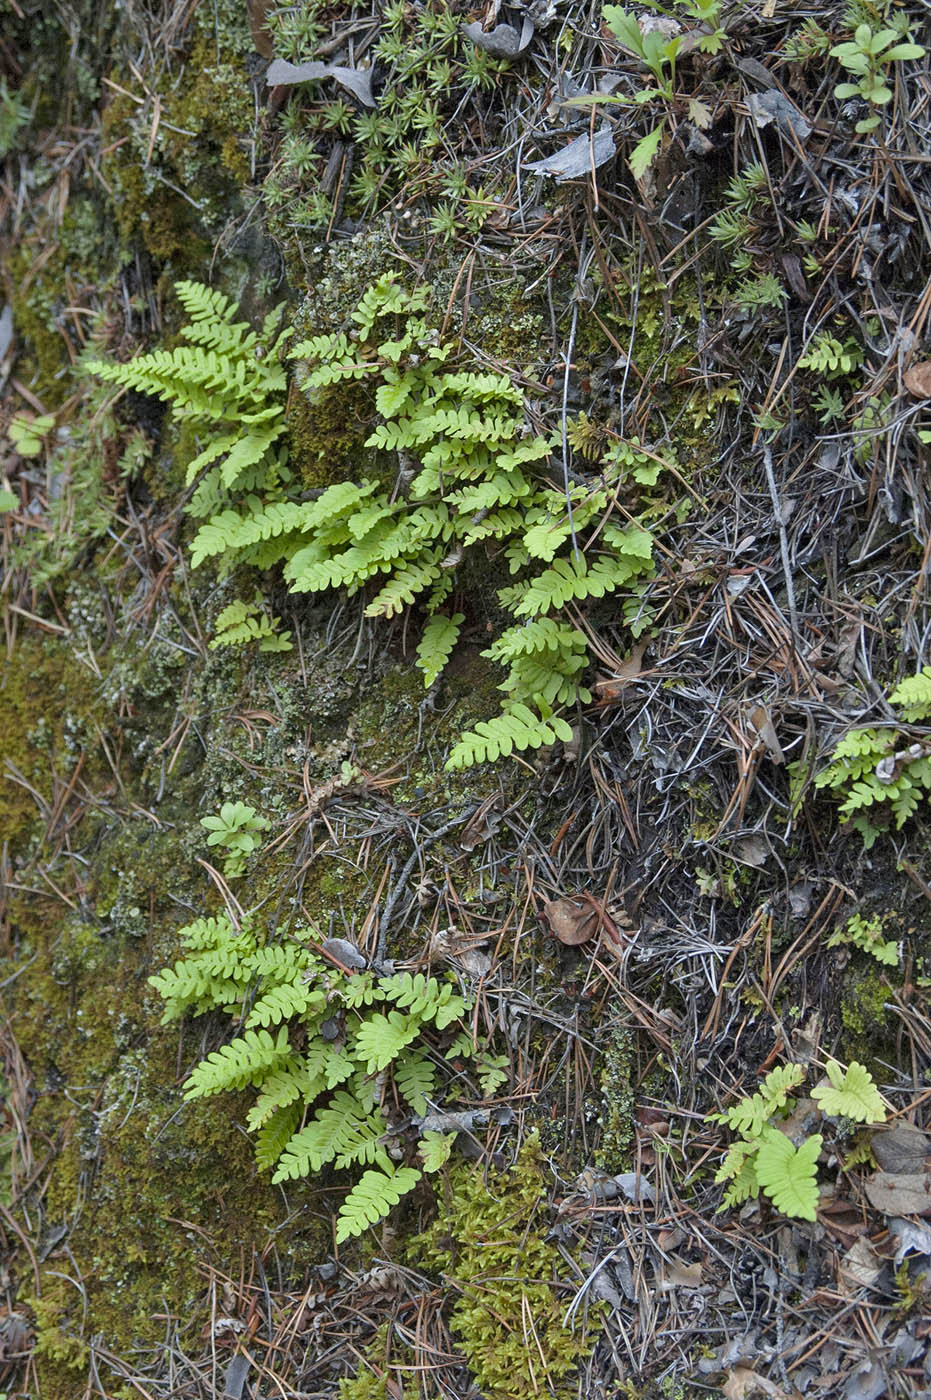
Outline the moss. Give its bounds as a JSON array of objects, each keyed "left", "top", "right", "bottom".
[
  {"left": 0, "top": 637, "right": 104, "bottom": 852},
  {"left": 411, "top": 1134, "right": 595, "bottom": 1400},
  {"left": 100, "top": 39, "right": 253, "bottom": 265},
  {"left": 594, "top": 1025, "right": 635, "bottom": 1170},
  {"left": 840, "top": 963, "right": 896, "bottom": 1062}
]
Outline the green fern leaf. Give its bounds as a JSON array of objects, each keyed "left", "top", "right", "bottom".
[
  {"left": 394, "top": 1051, "right": 437, "bottom": 1115},
  {"left": 418, "top": 1131, "right": 455, "bottom": 1172},
  {"left": 246, "top": 1060, "right": 327, "bottom": 1130},
  {"left": 811, "top": 1060, "right": 887, "bottom": 1123},
  {"left": 354, "top": 1010, "right": 422, "bottom": 1074},
  {"left": 335, "top": 1165, "right": 422, "bottom": 1243},
  {"left": 363, "top": 555, "right": 443, "bottom": 618},
  {"left": 246, "top": 981, "right": 323, "bottom": 1028},
  {"left": 254, "top": 1102, "right": 303, "bottom": 1171},
  {"left": 272, "top": 1090, "right": 376, "bottom": 1180},
  {"left": 416, "top": 613, "right": 464, "bottom": 688},
  {"left": 446, "top": 703, "right": 573, "bottom": 770},
  {"left": 380, "top": 972, "right": 469, "bottom": 1030},
  {"left": 182, "top": 1027, "right": 291, "bottom": 1099},
  {"left": 713, "top": 1063, "right": 806, "bottom": 1136},
  {"left": 754, "top": 1130, "right": 822, "bottom": 1221},
  {"left": 889, "top": 666, "right": 931, "bottom": 721}
]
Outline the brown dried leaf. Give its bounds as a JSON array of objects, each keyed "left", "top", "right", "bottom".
[
  {"left": 904, "top": 362, "right": 931, "bottom": 398},
  {"left": 863, "top": 1171, "right": 931, "bottom": 1217},
  {"left": 838, "top": 1236, "right": 884, "bottom": 1292},
  {"left": 722, "top": 1367, "right": 802, "bottom": 1400},
  {"left": 542, "top": 896, "right": 598, "bottom": 945}
]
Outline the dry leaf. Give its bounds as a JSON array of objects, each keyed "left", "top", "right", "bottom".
[
  {"left": 722, "top": 1367, "right": 802, "bottom": 1400},
  {"left": 838, "top": 1236, "right": 884, "bottom": 1292},
  {"left": 749, "top": 704, "right": 785, "bottom": 764},
  {"left": 872, "top": 1124, "right": 930, "bottom": 1175},
  {"left": 904, "top": 362, "right": 931, "bottom": 398},
  {"left": 542, "top": 896, "right": 599, "bottom": 945},
  {"left": 687, "top": 96, "right": 712, "bottom": 129},
  {"left": 864, "top": 1171, "right": 931, "bottom": 1217},
  {"left": 459, "top": 793, "right": 503, "bottom": 851}
]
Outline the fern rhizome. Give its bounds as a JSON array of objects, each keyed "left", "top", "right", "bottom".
[
  {"left": 149, "top": 914, "right": 486, "bottom": 1242},
  {"left": 89, "top": 275, "right": 661, "bottom": 767}
]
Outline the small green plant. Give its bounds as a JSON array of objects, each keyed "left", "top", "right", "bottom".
[
  {"left": 0, "top": 76, "right": 29, "bottom": 157},
  {"left": 828, "top": 912, "right": 900, "bottom": 966},
  {"left": 90, "top": 276, "right": 661, "bottom": 769},
  {"left": 812, "top": 666, "right": 931, "bottom": 846},
  {"left": 7, "top": 412, "right": 55, "bottom": 457},
  {"left": 798, "top": 331, "right": 863, "bottom": 376},
  {"left": 150, "top": 913, "right": 490, "bottom": 1242},
  {"left": 831, "top": 21, "right": 925, "bottom": 133},
  {"left": 199, "top": 802, "right": 270, "bottom": 878},
  {"left": 710, "top": 1059, "right": 886, "bottom": 1220},
  {"left": 210, "top": 596, "right": 293, "bottom": 653}
]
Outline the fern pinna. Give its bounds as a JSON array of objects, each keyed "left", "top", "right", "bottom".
[
  {"left": 813, "top": 665, "right": 931, "bottom": 846},
  {"left": 149, "top": 914, "right": 494, "bottom": 1243},
  {"left": 89, "top": 275, "right": 664, "bottom": 767}
]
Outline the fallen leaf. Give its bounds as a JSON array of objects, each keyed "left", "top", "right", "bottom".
[
  {"left": 904, "top": 362, "right": 931, "bottom": 398},
  {"left": 746, "top": 89, "right": 811, "bottom": 142},
  {"left": 265, "top": 58, "right": 375, "bottom": 107},
  {"left": 838, "top": 1236, "right": 884, "bottom": 1292},
  {"left": 864, "top": 1171, "right": 931, "bottom": 1217},
  {"left": 889, "top": 1216, "right": 931, "bottom": 1264},
  {"left": 663, "top": 1255, "right": 703, "bottom": 1289},
  {"left": 523, "top": 124, "right": 616, "bottom": 182},
  {"left": 321, "top": 936, "right": 367, "bottom": 969},
  {"left": 687, "top": 96, "right": 712, "bottom": 129},
  {"left": 749, "top": 704, "right": 785, "bottom": 764},
  {"left": 872, "top": 1123, "right": 929, "bottom": 1175},
  {"left": 723, "top": 1367, "right": 802, "bottom": 1400},
  {"left": 843, "top": 1355, "right": 886, "bottom": 1400},
  {"left": 464, "top": 15, "right": 534, "bottom": 56},
  {"left": 542, "top": 896, "right": 599, "bottom": 945},
  {"left": 459, "top": 793, "right": 503, "bottom": 851}
]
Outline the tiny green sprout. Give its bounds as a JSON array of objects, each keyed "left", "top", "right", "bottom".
[
  {"left": 0, "top": 485, "right": 18, "bottom": 513},
  {"left": 200, "top": 802, "right": 270, "bottom": 879},
  {"left": 8, "top": 412, "right": 55, "bottom": 458},
  {"left": 831, "top": 22, "right": 925, "bottom": 133}
]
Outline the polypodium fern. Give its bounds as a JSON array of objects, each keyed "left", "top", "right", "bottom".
[
  {"left": 710, "top": 1059, "right": 885, "bottom": 1220},
  {"left": 813, "top": 665, "right": 931, "bottom": 845},
  {"left": 90, "top": 274, "right": 665, "bottom": 768},
  {"left": 336, "top": 1165, "right": 422, "bottom": 1244},
  {"left": 446, "top": 703, "right": 574, "bottom": 771},
  {"left": 151, "top": 907, "right": 494, "bottom": 1242}
]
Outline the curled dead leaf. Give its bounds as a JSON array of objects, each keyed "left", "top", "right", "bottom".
[
  {"left": 904, "top": 361, "right": 931, "bottom": 398},
  {"left": 542, "top": 896, "right": 599, "bottom": 945}
]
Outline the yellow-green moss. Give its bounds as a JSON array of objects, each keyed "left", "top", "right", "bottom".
[{"left": 411, "top": 1134, "right": 595, "bottom": 1400}]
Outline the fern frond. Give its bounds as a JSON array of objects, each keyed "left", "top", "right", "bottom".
[
  {"left": 354, "top": 1010, "right": 422, "bottom": 1074},
  {"left": 246, "top": 1060, "right": 327, "bottom": 1130},
  {"left": 379, "top": 972, "right": 469, "bottom": 1030},
  {"left": 754, "top": 1129, "right": 822, "bottom": 1221},
  {"left": 273, "top": 1090, "right": 381, "bottom": 1180},
  {"left": 890, "top": 666, "right": 931, "bottom": 721},
  {"left": 183, "top": 1027, "right": 292, "bottom": 1099},
  {"left": 254, "top": 1102, "right": 303, "bottom": 1172},
  {"left": 446, "top": 703, "right": 573, "bottom": 770},
  {"left": 394, "top": 1051, "right": 437, "bottom": 1115},
  {"left": 335, "top": 1165, "right": 422, "bottom": 1243},
  {"left": 811, "top": 1060, "right": 887, "bottom": 1123},
  {"left": 364, "top": 554, "right": 443, "bottom": 618},
  {"left": 506, "top": 551, "right": 650, "bottom": 619},
  {"left": 246, "top": 981, "right": 323, "bottom": 1028},
  {"left": 416, "top": 613, "right": 464, "bottom": 688}
]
